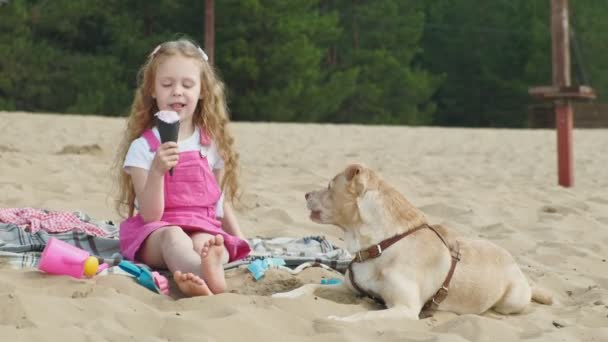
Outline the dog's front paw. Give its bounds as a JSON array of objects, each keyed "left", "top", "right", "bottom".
[
  {"left": 271, "top": 290, "right": 301, "bottom": 299},
  {"left": 327, "top": 315, "right": 356, "bottom": 322},
  {"left": 312, "top": 317, "right": 347, "bottom": 333}
]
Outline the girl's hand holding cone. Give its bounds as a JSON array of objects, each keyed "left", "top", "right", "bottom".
[{"left": 151, "top": 142, "right": 179, "bottom": 176}]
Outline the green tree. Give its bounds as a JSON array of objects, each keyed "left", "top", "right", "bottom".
[
  {"left": 571, "top": 0, "right": 608, "bottom": 102},
  {"left": 421, "top": 0, "right": 552, "bottom": 127},
  {"left": 327, "top": 0, "right": 439, "bottom": 124},
  {"left": 216, "top": 0, "right": 357, "bottom": 122},
  {"left": 0, "top": 0, "right": 186, "bottom": 116},
  {"left": 1, "top": 0, "right": 606, "bottom": 127}
]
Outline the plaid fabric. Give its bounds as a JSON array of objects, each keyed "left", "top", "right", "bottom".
[
  {"left": 0, "top": 219, "right": 120, "bottom": 269},
  {"left": 225, "top": 236, "right": 352, "bottom": 273},
  {"left": 0, "top": 221, "right": 166, "bottom": 294},
  {"left": 0, "top": 207, "right": 110, "bottom": 237}
]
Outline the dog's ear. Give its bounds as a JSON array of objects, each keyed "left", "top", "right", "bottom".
[
  {"left": 345, "top": 164, "right": 364, "bottom": 181},
  {"left": 345, "top": 164, "right": 366, "bottom": 195}
]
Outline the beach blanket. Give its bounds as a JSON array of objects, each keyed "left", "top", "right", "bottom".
[
  {"left": 0, "top": 211, "right": 121, "bottom": 269},
  {"left": 1, "top": 211, "right": 352, "bottom": 275},
  {"left": 226, "top": 236, "right": 352, "bottom": 273}
]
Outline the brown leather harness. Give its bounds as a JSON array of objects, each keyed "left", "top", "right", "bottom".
[{"left": 347, "top": 224, "right": 461, "bottom": 317}]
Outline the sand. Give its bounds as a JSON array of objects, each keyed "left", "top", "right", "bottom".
[{"left": 0, "top": 111, "right": 607, "bottom": 341}]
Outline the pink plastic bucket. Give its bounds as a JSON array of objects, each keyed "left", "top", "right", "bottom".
[{"left": 38, "top": 237, "right": 90, "bottom": 278}]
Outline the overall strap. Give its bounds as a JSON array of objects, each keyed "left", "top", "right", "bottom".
[{"left": 142, "top": 129, "right": 160, "bottom": 152}]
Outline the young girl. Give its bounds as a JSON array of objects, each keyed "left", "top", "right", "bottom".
[{"left": 115, "top": 39, "right": 250, "bottom": 297}]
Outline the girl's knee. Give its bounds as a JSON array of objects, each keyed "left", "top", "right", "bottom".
[
  {"left": 157, "top": 226, "right": 190, "bottom": 243},
  {"left": 158, "top": 225, "right": 184, "bottom": 235},
  {"left": 139, "top": 226, "right": 185, "bottom": 267}
]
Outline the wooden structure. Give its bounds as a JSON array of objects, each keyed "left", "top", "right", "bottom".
[
  {"left": 204, "top": 0, "right": 215, "bottom": 65},
  {"left": 529, "top": 0, "right": 596, "bottom": 187},
  {"left": 529, "top": 103, "right": 608, "bottom": 128}
]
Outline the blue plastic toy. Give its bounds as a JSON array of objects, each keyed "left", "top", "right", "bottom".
[
  {"left": 117, "top": 260, "right": 168, "bottom": 294},
  {"left": 321, "top": 278, "right": 342, "bottom": 285},
  {"left": 247, "top": 258, "right": 286, "bottom": 281}
]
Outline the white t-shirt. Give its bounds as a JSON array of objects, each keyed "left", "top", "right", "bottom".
[{"left": 123, "top": 127, "right": 225, "bottom": 217}]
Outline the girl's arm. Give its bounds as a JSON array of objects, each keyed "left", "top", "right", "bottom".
[
  {"left": 213, "top": 169, "right": 245, "bottom": 239},
  {"left": 130, "top": 141, "right": 179, "bottom": 222},
  {"left": 129, "top": 167, "right": 165, "bottom": 222},
  {"left": 221, "top": 201, "right": 245, "bottom": 239}
]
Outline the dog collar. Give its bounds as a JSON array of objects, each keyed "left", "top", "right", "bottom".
[{"left": 353, "top": 224, "right": 429, "bottom": 263}]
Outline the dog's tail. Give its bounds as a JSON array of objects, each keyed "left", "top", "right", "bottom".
[{"left": 531, "top": 286, "right": 553, "bottom": 305}]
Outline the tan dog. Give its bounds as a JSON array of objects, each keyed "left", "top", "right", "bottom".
[{"left": 273, "top": 164, "right": 552, "bottom": 322}]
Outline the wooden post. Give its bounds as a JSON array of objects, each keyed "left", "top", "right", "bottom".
[
  {"left": 555, "top": 103, "right": 573, "bottom": 186},
  {"left": 551, "top": 0, "right": 573, "bottom": 187},
  {"left": 529, "top": 1, "right": 594, "bottom": 187},
  {"left": 204, "top": 0, "right": 215, "bottom": 65}
]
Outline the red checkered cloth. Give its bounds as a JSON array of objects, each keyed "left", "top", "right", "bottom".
[{"left": 0, "top": 207, "right": 108, "bottom": 237}]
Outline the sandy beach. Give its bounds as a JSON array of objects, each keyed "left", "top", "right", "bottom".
[{"left": 0, "top": 111, "right": 607, "bottom": 341}]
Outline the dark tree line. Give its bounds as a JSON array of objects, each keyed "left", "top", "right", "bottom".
[{"left": 1, "top": 0, "right": 606, "bottom": 127}]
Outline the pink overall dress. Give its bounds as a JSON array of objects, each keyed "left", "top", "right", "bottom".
[{"left": 119, "top": 129, "right": 251, "bottom": 263}]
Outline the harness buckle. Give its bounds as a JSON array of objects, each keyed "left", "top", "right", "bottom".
[{"left": 436, "top": 286, "right": 449, "bottom": 302}]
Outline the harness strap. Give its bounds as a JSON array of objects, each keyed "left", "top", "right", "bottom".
[{"left": 347, "top": 224, "right": 461, "bottom": 317}]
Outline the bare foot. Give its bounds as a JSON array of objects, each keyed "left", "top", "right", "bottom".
[
  {"left": 200, "top": 234, "right": 228, "bottom": 294},
  {"left": 173, "top": 271, "right": 213, "bottom": 297}
]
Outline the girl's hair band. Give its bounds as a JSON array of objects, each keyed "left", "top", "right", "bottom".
[{"left": 149, "top": 43, "right": 209, "bottom": 61}]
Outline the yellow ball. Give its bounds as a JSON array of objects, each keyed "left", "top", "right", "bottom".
[{"left": 83, "top": 256, "right": 99, "bottom": 277}]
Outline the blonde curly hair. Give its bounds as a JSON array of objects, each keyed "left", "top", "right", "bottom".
[{"left": 114, "top": 38, "right": 240, "bottom": 218}]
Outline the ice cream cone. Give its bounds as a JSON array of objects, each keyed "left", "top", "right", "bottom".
[{"left": 155, "top": 112, "right": 180, "bottom": 176}]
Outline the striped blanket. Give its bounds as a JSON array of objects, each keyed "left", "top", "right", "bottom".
[
  {"left": 0, "top": 211, "right": 120, "bottom": 269},
  {"left": 0, "top": 210, "right": 352, "bottom": 273}
]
